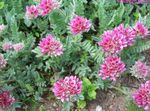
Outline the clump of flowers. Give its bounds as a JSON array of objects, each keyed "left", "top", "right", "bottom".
[
  {"left": 0, "top": 24, "right": 6, "bottom": 33},
  {"left": 38, "top": 0, "right": 59, "bottom": 16},
  {"left": 99, "top": 56, "right": 126, "bottom": 81},
  {"left": 133, "top": 21, "right": 149, "bottom": 37},
  {"left": 113, "top": 24, "right": 136, "bottom": 46},
  {"left": 53, "top": 76, "right": 82, "bottom": 102},
  {"left": 132, "top": 80, "right": 150, "bottom": 110},
  {"left": 39, "top": 34, "right": 63, "bottom": 56},
  {"left": 2, "top": 42, "right": 13, "bottom": 51},
  {"left": 98, "top": 24, "right": 136, "bottom": 54},
  {"left": 25, "top": 5, "right": 39, "bottom": 19},
  {"left": 0, "top": 91, "right": 15, "bottom": 108},
  {"left": 69, "top": 15, "right": 91, "bottom": 35},
  {"left": 0, "top": 54, "right": 7, "bottom": 70},
  {"left": 13, "top": 43, "right": 24, "bottom": 52},
  {"left": 130, "top": 61, "right": 149, "bottom": 79}
]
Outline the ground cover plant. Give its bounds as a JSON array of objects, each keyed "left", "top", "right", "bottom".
[{"left": 0, "top": 0, "right": 150, "bottom": 111}]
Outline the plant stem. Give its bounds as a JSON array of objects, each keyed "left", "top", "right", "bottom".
[
  {"left": 62, "top": 101, "right": 71, "bottom": 111},
  {"left": 110, "top": 86, "right": 127, "bottom": 95}
]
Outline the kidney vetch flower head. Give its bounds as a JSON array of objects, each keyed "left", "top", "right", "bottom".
[
  {"left": 130, "top": 61, "right": 149, "bottom": 79},
  {"left": 53, "top": 76, "right": 82, "bottom": 102},
  {"left": 39, "top": 34, "right": 63, "bottom": 56},
  {"left": 132, "top": 80, "right": 150, "bottom": 110},
  {"left": 69, "top": 15, "right": 91, "bottom": 35},
  {"left": 98, "top": 24, "right": 136, "bottom": 54},
  {"left": 38, "top": 0, "right": 59, "bottom": 16},
  {"left": 13, "top": 43, "right": 24, "bottom": 52},
  {"left": 2, "top": 42, "right": 13, "bottom": 51},
  {"left": 25, "top": 5, "right": 39, "bottom": 19},
  {"left": 113, "top": 24, "right": 136, "bottom": 46},
  {"left": 133, "top": 21, "right": 149, "bottom": 37},
  {"left": 99, "top": 56, "right": 126, "bottom": 81},
  {"left": 0, "top": 91, "right": 15, "bottom": 108}
]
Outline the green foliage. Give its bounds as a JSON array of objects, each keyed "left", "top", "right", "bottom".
[
  {"left": 62, "top": 101, "right": 71, "bottom": 111},
  {"left": 0, "top": 2, "right": 4, "bottom": 9},
  {"left": 0, "top": 0, "right": 150, "bottom": 110},
  {"left": 131, "top": 41, "right": 150, "bottom": 53},
  {"left": 127, "top": 102, "right": 144, "bottom": 111},
  {"left": 77, "top": 100, "right": 86, "bottom": 109},
  {"left": 82, "top": 40, "right": 103, "bottom": 63},
  {"left": 76, "top": 77, "right": 97, "bottom": 109},
  {"left": 82, "top": 78, "right": 97, "bottom": 100},
  {"left": 49, "top": 9, "right": 67, "bottom": 35},
  {"left": 108, "top": 2, "right": 125, "bottom": 26},
  {"left": 121, "top": 39, "right": 150, "bottom": 67}
]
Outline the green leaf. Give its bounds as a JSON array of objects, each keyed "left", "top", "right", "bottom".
[
  {"left": 25, "top": 84, "right": 34, "bottom": 92},
  {"left": 88, "top": 90, "right": 96, "bottom": 100},
  {"left": 32, "top": 47, "right": 43, "bottom": 57},
  {"left": 83, "top": 78, "right": 92, "bottom": 87},
  {"left": 96, "top": 77, "right": 104, "bottom": 89},
  {"left": 36, "top": 19, "right": 48, "bottom": 31},
  {"left": 97, "top": 0, "right": 107, "bottom": 33},
  {"left": 0, "top": 2, "right": 4, "bottom": 9},
  {"left": 145, "top": 14, "right": 150, "bottom": 28},
  {"left": 88, "top": 84, "right": 97, "bottom": 91},
  {"left": 133, "top": 12, "right": 140, "bottom": 20},
  {"left": 77, "top": 100, "right": 86, "bottom": 109},
  {"left": 49, "top": 9, "right": 67, "bottom": 34},
  {"left": 24, "top": 18, "right": 32, "bottom": 27},
  {"left": 127, "top": 102, "right": 144, "bottom": 111},
  {"left": 108, "top": 2, "right": 125, "bottom": 26},
  {"left": 62, "top": 101, "right": 71, "bottom": 111}
]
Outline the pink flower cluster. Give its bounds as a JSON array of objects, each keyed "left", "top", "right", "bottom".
[
  {"left": 0, "top": 91, "right": 15, "bottom": 108},
  {"left": 39, "top": 0, "right": 59, "bottom": 16},
  {"left": 0, "top": 54, "right": 7, "bottom": 70},
  {"left": 130, "top": 61, "right": 149, "bottom": 79},
  {"left": 53, "top": 76, "right": 82, "bottom": 102},
  {"left": 2, "top": 42, "right": 24, "bottom": 52},
  {"left": 98, "top": 22, "right": 149, "bottom": 54},
  {"left": 69, "top": 15, "right": 91, "bottom": 35},
  {"left": 132, "top": 81, "right": 150, "bottom": 110},
  {"left": 39, "top": 34, "right": 63, "bottom": 56},
  {"left": 25, "top": 0, "right": 59, "bottom": 19},
  {"left": 2, "top": 42, "right": 13, "bottom": 51},
  {"left": 133, "top": 21, "right": 149, "bottom": 37},
  {"left": 0, "top": 24, "right": 6, "bottom": 33},
  {"left": 25, "top": 5, "right": 39, "bottom": 19},
  {"left": 13, "top": 43, "right": 24, "bottom": 52},
  {"left": 98, "top": 24, "right": 136, "bottom": 54},
  {"left": 99, "top": 56, "right": 126, "bottom": 81}
]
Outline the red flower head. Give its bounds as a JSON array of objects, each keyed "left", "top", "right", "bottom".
[
  {"left": 53, "top": 76, "right": 82, "bottom": 102},
  {"left": 0, "top": 91, "right": 15, "bottom": 108},
  {"left": 99, "top": 56, "right": 126, "bottom": 81}
]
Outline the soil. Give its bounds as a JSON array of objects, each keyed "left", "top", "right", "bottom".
[
  {"left": 40, "top": 77, "right": 143, "bottom": 111},
  {"left": 86, "top": 90, "right": 127, "bottom": 111},
  {"left": 42, "top": 90, "right": 128, "bottom": 111}
]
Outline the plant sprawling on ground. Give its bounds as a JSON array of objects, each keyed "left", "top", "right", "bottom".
[{"left": 0, "top": 0, "right": 150, "bottom": 111}]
